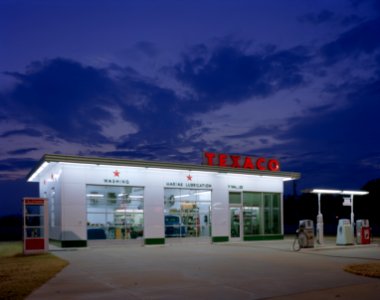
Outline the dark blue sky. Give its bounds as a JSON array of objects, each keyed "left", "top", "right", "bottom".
[{"left": 1, "top": 0, "right": 380, "bottom": 215}]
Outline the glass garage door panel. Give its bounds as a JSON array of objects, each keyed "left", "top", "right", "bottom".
[
  {"left": 86, "top": 185, "right": 144, "bottom": 240},
  {"left": 164, "top": 189, "right": 211, "bottom": 239}
]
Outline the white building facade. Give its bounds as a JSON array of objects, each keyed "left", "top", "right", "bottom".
[{"left": 27, "top": 153, "right": 300, "bottom": 247}]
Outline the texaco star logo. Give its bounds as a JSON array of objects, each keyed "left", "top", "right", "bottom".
[
  {"left": 186, "top": 174, "right": 192, "bottom": 181},
  {"left": 113, "top": 170, "right": 120, "bottom": 177}
]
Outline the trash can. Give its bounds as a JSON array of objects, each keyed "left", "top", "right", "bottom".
[
  {"left": 356, "top": 219, "right": 371, "bottom": 244},
  {"left": 298, "top": 219, "right": 314, "bottom": 248},
  {"left": 336, "top": 219, "right": 354, "bottom": 245}
]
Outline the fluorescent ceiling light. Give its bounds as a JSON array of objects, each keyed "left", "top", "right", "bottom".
[
  {"left": 115, "top": 209, "right": 143, "bottom": 213},
  {"left": 243, "top": 207, "right": 259, "bottom": 210},
  {"left": 174, "top": 194, "right": 190, "bottom": 198},
  {"left": 342, "top": 190, "right": 369, "bottom": 195},
  {"left": 173, "top": 191, "right": 211, "bottom": 199},
  {"left": 310, "top": 189, "right": 342, "bottom": 194},
  {"left": 194, "top": 191, "right": 211, "bottom": 196},
  {"left": 86, "top": 194, "right": 104, "bottom": 197},
  {"left": 307, "top": 189, "right": 369, "bottom": 196}
]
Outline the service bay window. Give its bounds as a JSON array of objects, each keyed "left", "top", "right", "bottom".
[
  {"left": 164, "top": 188, "right": 211, "bottom": 239},
  {"left": 86, "top": 185, "right": 144, "bottom": 240}
]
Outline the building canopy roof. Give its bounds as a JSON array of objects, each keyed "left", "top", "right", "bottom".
[{"left": 27, "top": 154, "right": 301, "bottom": 182}]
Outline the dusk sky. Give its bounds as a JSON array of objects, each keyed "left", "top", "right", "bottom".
[{"left": 1, "top": 0, "right": 380, "bottom": 216}]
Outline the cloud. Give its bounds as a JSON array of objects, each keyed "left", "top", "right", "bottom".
[
  {"left": 341, "top": 14, "right": 365, "bottom": 26},
  {"left": 223, "top": 124, "right": 282, "bottom": 140},
  {"left": 0, "top": 28, "right": 378, "bottom": 189},
  {"left": 0, "top": 56, "right": 202, "bottom": 163},
  {"left": 0, "top": 41, "right": 313, "bottom": 165},
  {"left": 264, "top": 74, "right": 380, "bottom": 189},
  {"left": 134, "top": 41, "right": 159, "bottom": 57},
  {"left": 298, "top": 10, "right": 336, "bottom": 25},
  {"left": 282, "top": 79, "right": 379, "bottom": 148},
  {"left": 7, "top": 148, "right": 38, "bottom": 155},
  {"left": 2, "top": 58, "right": 117, "bottom": 145},
  {"left": 0, "top": 129, "right": 43, "bottom": 138},
  {"left": 0, "top": 158, "right": 37, "bottom": 172},
  {"left": 88, "top": 150, "right": 159, "bottom": 161},
  {"left": 321, "top": 17, "right": 380, "bottom": 64},
  {"left": 174, "top": 42, "right": 310, "bottom": 110},
  {"left": 113, "top": 74, "right": 195, "bottom": 152},
  {"left": 350, "top": 0, "right": 380, "bottom": 13}
]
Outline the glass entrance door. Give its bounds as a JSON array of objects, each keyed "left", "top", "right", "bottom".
[{"left": 230, "top": 207, "right": 242, "bottom": 240}]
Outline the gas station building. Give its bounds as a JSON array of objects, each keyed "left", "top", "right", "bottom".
[{"left": 27, "top": 153, "right": 300, "bottom": 247}]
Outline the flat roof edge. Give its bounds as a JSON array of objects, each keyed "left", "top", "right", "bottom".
[
  {"left": 28, "top": 154, "right": 301, "bottom": 181},
  {"left": 26, "top": 155, "right": 49, "bottom": 181}
]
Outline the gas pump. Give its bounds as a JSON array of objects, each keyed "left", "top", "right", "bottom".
[
  {"left": 356, "top": 219, "right": 370, "bottom": 244},
  {"left": 298, "top": 219, "right": 315, "bottom": 248},
  {"left": 336, "top": 219, "right": 354, "bottom": 245}
]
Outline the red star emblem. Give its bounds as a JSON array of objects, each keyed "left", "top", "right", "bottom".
[
  {"left": 113, "top": 170, "right": 120, "bottom": 177},
  {"left": 187, "top": 174, "right": 192, "bottom": 181}
]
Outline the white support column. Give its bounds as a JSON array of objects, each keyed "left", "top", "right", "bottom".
[
  {"left": 350, "top": 194, "right": 355, "bottom": 240},
  {"left": 316, "top": 193, "right": 324, "bottom": 245},
  {"left": 350, "top": 194, "right": 354, "bottom": 226}
]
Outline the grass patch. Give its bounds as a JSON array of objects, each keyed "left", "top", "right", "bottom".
[
  {"left": 344, "top": 262, "right": 380, "bottom": 278},
  {"left": 0, "top": 241, "right": 22, "bottom": 257},
  {"left": 0, "top": 241, "right": 68, "bottom": 300}
]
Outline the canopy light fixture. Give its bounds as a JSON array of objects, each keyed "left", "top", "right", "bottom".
[
  {"left": 306, "top": 189, "right": 368, "bottom": 195},
  {"left": 342, "top": 190, "right": 369, "bottom": 196},
  {"left": 86, "top": 194, "right": 104, "bottom": 198},
  {"left": 308, "top": 189, "right": 342, "bottom": 194}
]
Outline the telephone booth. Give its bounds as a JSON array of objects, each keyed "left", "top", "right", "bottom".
[{"left": 23, "top": 198, "right": 48, "bottom": 254}]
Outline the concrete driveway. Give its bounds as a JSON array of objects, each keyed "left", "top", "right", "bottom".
[{"left": 27, "top": 237, "right": 380, "bottom": 299}]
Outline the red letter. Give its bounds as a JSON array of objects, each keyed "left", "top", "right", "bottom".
[
  {"left": 219, "top": 153, "right": 228, "bottom": 167},
  {"left": 256, "top": 157, "right": 266, "bottom": 170},
  {"left": 267, "top": 159, "right": 280, "bottom": 171},
  {"left": 243, "top": 157, "right": 254, "bottom": 169},
  {"left": 230, "top": 155, "right": 241, "bottom": 168},
  {"left": 204, "top": 152, "right": 215, "bottom": 166}
]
